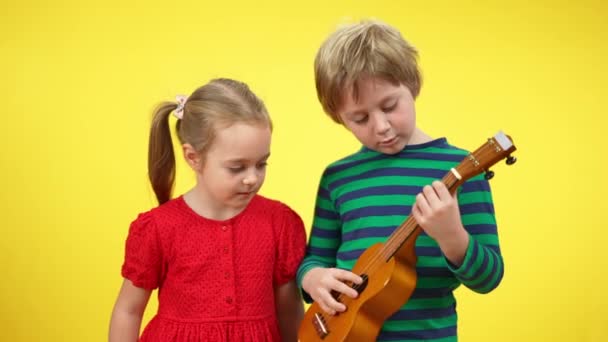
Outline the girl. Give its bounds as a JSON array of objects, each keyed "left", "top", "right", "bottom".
[{"left": 109, "top": 78, "right": 306, "bottom": 342}]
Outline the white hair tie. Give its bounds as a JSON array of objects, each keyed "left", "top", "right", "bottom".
[{"left": 174, "top": 95, "right": 188, "bottom": 119}]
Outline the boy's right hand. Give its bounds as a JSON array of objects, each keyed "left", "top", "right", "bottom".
[{"left": 301, "top": 267, "right": 363, "bottom": 315}]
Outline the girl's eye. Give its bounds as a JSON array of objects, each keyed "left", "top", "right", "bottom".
[
  {"left": 257, "top": 162, "right": 268, "bottom": 169},
  {"left": 228, "top": 166, "right": 244, "bottom": 173}
]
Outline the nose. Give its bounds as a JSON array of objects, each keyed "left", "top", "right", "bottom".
[
  {"left": 372, "top": 112, "right": 391, "bottom": 136},
  {"left": 242, "top": 171, "right": 258, "bottom": 186}
]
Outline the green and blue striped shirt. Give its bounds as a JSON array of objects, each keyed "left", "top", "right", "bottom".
[{"left": 297, "top": 138, "right": 504, "bottom": 341}]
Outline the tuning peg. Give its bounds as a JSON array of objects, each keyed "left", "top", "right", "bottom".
[
  {"left": 506, "top": 155, "right": 517, "bottom": 165},
  {"left": 484, "top": 170, "right": 495, "bottom": 180}
]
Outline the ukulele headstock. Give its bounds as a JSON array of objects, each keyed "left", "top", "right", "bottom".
[{"left": 454, "top": 131, "right": 517, "bottom": 183}]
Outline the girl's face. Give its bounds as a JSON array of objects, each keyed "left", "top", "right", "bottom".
[{"left": 195, "top": 122, "right": 271, "bottom": 216}]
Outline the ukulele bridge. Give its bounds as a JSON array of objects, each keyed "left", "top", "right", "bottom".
[{"left": 312, "top": 312, "right": 329, "bottom": 339}]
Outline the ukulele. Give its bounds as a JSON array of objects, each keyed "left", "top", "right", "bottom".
[{"left": 298, "top": 131, "right": 517, "bottom": 342}]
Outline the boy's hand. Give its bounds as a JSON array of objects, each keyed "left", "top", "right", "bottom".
[
  {"left": 302, "top": 267, "right": 363, "bottom": 315},
  {"left": 412, "top": 181, "right": 469, "bottom": 265}
]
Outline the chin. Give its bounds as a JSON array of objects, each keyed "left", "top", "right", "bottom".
[
  {"left": 234, "top": 192, "right": 256, "bottom": 202},
  {"left": 377, "top": 143, "right": 405, "bottom": 155},
  {"left": 381, "top": 148, "right": 401, "bottom": 155}
]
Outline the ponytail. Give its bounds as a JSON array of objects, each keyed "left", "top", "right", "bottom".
[{"left": 148, "top": 102, "right": 178, "bottom": 205}]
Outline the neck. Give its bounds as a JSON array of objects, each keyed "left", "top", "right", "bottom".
[
  {"left": 184, "top": 186, "right": 246, "bottom": 221},
  {"left": 408, "top": 128, "right": 432, "bottom": 145}
]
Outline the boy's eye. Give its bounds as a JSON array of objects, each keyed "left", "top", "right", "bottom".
[
  {"left": 353, "top": 116, "right": 368, "bottom": 124},
  {"left": 382, "top": 102, "right": 398, "bottom": 113}
]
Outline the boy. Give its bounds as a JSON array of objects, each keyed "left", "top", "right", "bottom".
[{"left": 297, "top": 20, "right": 504, "bottom": 341}]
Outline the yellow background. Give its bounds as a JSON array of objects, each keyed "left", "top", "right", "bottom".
[{"left": 1, "top": 0, "right": 606, "bottom": 341}]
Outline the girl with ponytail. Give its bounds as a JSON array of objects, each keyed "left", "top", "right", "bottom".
[{"left": 109, "top": 78, "right": 306, "bottom": 342}]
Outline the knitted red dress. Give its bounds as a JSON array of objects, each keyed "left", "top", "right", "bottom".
[{"left": 121, "top": 195, "right": 306, "bottom": 341}]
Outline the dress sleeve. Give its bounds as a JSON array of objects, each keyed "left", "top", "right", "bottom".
[
  {"left": 274, "top": 204, "right": 307, "bottom": 286},
  {"left": 121, "top": 212, "right": 163, "bottom": 290}
]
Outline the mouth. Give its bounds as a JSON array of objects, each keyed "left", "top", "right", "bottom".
[{"left": 379, "top": 136, "right": 397, "bottom": 146}]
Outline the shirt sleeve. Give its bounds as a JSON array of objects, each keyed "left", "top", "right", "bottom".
[
  {"left": 121, "top": 211, "right": 163, "bottom": 290},
  {"left": 274, "top": 204, "right": 307, "bottom": 286},
  {"left": 447, "top": 175, "right": 504, "bottom": 293},
  {"left": 296, "top": 171, "right": 342, "bottom": 302}
]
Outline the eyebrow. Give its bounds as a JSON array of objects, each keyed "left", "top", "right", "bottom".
[
  {"left": 225, "top": 153, "right": 271, "bottom": 163},
  {"left": 344, "top": 93, "right": 399, "bottom": 118}
]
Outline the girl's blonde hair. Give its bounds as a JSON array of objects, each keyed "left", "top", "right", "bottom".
[{"left": 148, "top": 78, "right": 271, "bottom": 204}]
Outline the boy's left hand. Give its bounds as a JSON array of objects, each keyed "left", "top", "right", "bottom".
[{"left": 412, "top": 181, "right": 469, "bottom": 265}]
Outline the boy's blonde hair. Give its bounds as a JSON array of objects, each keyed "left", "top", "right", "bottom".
[{"left": 314, "top": 20, "right": 422, "bottom": 123}]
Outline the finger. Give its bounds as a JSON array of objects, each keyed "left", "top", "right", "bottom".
[
  {"left": 423, "top": 184, "right": 441, "bottom": 208},
  {"left": 312, "top": 289, "right": 337, "bottom": 315},
  {"left": 333, "top": 269, "right": 363, "bottom": 284},
  {"left": 318, "top": 300, "right": 336, "bottom": 316},
  {"left": 432, "top": 181, "right": 452, "bottom": 201},
  {"left": 319, "top": 290, "right": 346, "bottom": 313},
  {"left": 332, "top": 279, "right": 359, "bottom": 298},
  {"left": 411, "top": 202, "right": 424, "bottom": 224},
  {"left": 415, "top": 192, "right": 431, "bottom": 216}
]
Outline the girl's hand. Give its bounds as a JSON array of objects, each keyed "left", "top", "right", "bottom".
[
  {"left": 302, "top": 267, "right": 363, "bottom": 315},
  {"left": 412, "top": 181, "right": 469, "bottom": 265}
]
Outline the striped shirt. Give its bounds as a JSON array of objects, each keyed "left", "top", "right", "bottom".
[{"left": 297, "top": 138, "right": 504, "bottom": 341}]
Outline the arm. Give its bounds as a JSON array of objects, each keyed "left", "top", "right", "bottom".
[
  {"left": 450, "top": 177, "right": 504, "bottom": 293},
  {"left": 296, "top": 177, "right": 342, "bottom": 292},
  {"left": 296, "top": 174, "right": 362, "bottom": 315},
  {"left": 413, "top": 178, "right": 504, "bottom": 293},
  {"left": 109, "top": 279, "right": 152, "bottom": 342},
  {"left": 275, "top": 280, "right": 304, "bottom": 342},
  {"left": 412, "top": 180, "right": 470, "bottom": 266}
]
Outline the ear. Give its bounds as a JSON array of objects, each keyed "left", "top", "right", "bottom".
[{"left": 182, "top": 143, "right": 202, "bottom": 171}]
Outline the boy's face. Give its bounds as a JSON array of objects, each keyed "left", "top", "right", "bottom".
[{"left": 337, "top": 77, "right": 418, "bottom": 154}]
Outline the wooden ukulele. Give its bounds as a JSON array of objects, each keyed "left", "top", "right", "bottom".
[{"left": 298, "top": 131, "right": 517, "bottom": 342}]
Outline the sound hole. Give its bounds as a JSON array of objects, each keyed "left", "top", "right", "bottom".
[{"left": 352, "top": 274, "right": 368, "bottom": 293}]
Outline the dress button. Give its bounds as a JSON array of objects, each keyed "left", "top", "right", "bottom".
[
  {"left": 224, "top": 271, "right": 230, "bottom": 279},
  {"left": 226, "top": 296, "right": 233, "bottom": 304},
  {"left": 221, "top": 225, "right": 228, "bottom": 231},
  {"left": 223, "top": 246, "right": 229, "bottom": 254}
]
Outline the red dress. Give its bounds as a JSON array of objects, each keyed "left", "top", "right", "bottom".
[{"left": 121, "top": 195, "right": 307, "bottom": 341}]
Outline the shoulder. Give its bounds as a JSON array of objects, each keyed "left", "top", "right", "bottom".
[
  {"left": 248, "top": 195, "right": 305, "bottom": 230},
  {"left": 250, "top": 196, "right": 306, "bottom": 245},
  {"left": 150, "top": 196, "right": 184, "bottom": 215},
  {"left": 322, "top": 147, "right": 380, "bottom": 178},
  {"left": 411, "top": 137, "right": 469, "bottom": 155},
  {"left": 438, "top": 138, "right": 469, "bottom": 155},
  {"left": 128, "top": 197, "right": 185, "bottom": 232},
  {"left": 400, "top": 138, "right": 473, "bottom": 167},
  {"left": 250, "top": 194, "right": 301, "bottom": 218}
]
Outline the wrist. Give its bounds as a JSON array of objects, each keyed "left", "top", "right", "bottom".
[
  {"left": 301, "top": 267, "right": 321, "bottom": 292},
  {"left": 438, "top": 227, "right": 469, "bottom": 266}
]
